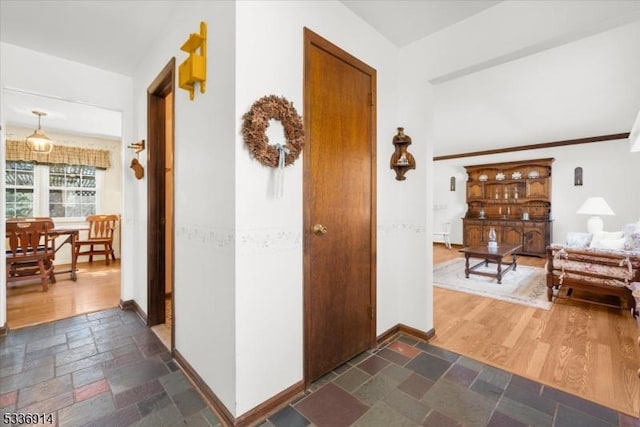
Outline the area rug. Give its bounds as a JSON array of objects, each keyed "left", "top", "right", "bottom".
[{"left": 433, "top": 258, "right": 552, "bottom": 310}]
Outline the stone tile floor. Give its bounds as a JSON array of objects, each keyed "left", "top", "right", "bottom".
[
  {"left": 1, "top": 308, "right": 221, "bottom": 426},
  {"left": 1, "top": 308, "right": 639, "bottom": 427},
  {"left": 262, "top": 338, "right": 640, "bottom": 427}
]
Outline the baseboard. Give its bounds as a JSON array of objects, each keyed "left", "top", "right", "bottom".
[
  {"left": 174, "top": 349, "right": 305, "bottom": 426},
  {"left": 119, "top": 299, "right": 147, "bottom": 324},
  {"left": 169, "top": 324, "right": 433, "bottom": 426},
  {"left": 0, "top": 322, "right": 9, "bottom": 337},
  {"left": 235, "top": 380, "right": 305, "bottom": 426},
  {"left": 173, "top": 349, "right": 235, "bottom": 426},
  {"left": 377, "top": 323, "right": 435, "bottom": 346},
  {"left": 376, "top": 324, "right": 401, "bottom": 346},
  {"left": 398, "top": 323, "right": 435, "bottom": 342}
]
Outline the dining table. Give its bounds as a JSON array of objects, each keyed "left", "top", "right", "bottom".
[{"left": 50, "top": 227, "right": 88, "bottom": 281}]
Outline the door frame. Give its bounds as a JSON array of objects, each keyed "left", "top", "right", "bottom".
[
  {"left": 302, "top": 27, "right": 377, "bottom": 384},
  {"left": 146, "top": 58, "right": 175, "bottom": 349}
]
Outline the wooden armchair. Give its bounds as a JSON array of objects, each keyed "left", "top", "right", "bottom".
[
  {"left": 74, "top": 214, "right": 118, "bottom": 265},
  {"left": 6, "top": 219, "right": 56, "bottom": 291}
]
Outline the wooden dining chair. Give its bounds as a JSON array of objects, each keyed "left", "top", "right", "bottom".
[
  {"left": 6, "top": 219, "right": 56, "bottom": 291},
  {"left": 6, "top": 217, "right": 57, "bottom": 260},
  {"left": 74, "top": 214, "right": 118, "bottom": 265}
]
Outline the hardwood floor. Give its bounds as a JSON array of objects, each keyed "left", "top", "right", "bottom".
[
  {"left": 5, "top": 248, "right": 639, "bottom": 417},
  {"left": 432, "top": 243, "right": 640, "bottom": 417},
  {"left": 6, "top": 260, "right": 121, "bottom": 330}
]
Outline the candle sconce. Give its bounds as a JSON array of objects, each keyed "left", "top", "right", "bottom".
[
  {"left": 390, "top": 127, "right": 416, "bottom": 181},
  {"left": 128, "top": 139, "right": 145, "bottom": 153},
  {"left": 179, "top": 21, "right": 207, "bottom": 100},
  {"left": 574, "top": 167, "right": 583, "bottom": 186}
]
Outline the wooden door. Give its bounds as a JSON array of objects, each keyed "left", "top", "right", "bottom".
[
  {"left": 147, "top": 59, "right": 175, "bottom": 330},
  {"left": 303, "top": 28, "right": 376, "bottom": 383}
]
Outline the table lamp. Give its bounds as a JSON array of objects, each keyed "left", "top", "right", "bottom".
[{"left": 576, "top": 197, "right": 615, "bottom": 234}]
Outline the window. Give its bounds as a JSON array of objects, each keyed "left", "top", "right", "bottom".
[
  {"left": 49, "top": 165, "right": 97, "bottom": 217},
  {"left": 4, "top": 161, "right": 99, "bottom": 219},
  {"left": 5, "top": 161, "right": 35, "bottom": 217}
]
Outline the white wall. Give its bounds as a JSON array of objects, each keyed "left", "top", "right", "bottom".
[
  {"left": 129, "top": 0, "right": 432, "bottom": 416},
  {"left": 130, "top": 0, "right": 238, "bottom": 414},
  {"left": 432, "top": 20, "right": 640, "bottom": 155},
  {"left": 430, "top": 20, "right": 640, "bottom": 247},
  {"left": 0, "top": 42, "right": 133, "bottom": 328},
  {"left": 234, "top": 0, "right": 430, "bottom": 416}
]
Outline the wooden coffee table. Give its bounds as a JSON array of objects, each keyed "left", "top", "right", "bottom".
[{"left": 458, "top": 244, "right": 522, "bottom": 284}]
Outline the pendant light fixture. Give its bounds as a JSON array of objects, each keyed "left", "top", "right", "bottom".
[{"left": 25, "top": 110, "right": 54, "bottom": 154}]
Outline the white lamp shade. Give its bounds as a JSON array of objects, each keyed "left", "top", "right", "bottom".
[
  {"left": 577, "top": 197, "right": 615, "bottom": 234},
  {"left": 576, "top": 197, "right": 615, "bottom": 216}
]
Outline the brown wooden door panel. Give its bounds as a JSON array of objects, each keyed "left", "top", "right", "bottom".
[
  {"left": 502, "top": 224, "right": 523, "bottom": 246},
  {"left": 304, "top": 29, "right": 376, "bottom": 382},
  {"left": 463, "top": 220, "right": 483, "bottom": 246}
]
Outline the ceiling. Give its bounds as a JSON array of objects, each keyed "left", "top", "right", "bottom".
[
  {"left": 0, "top": 0, "right": 503, "bottom": 139},
  {"left": 0, "top": 0, "right": 503, "bottom": 138},
  {"left": 341, "top": 1, "right": 501, "bottom": 47},
  {"left": 1, "top": 1, "right": 638, "bottom": 150},
  {"left": 0, "top": 1, "right": 502, "bottom": 76}
]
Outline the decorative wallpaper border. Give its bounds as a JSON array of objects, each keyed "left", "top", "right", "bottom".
[
  {"left": 378, "top": 222, "right": 426, "bottom": 235},
  {"left": 237, "top": 228, "right": 302, "bottom": 255},
  {"left": 139, "top": 222, "right": 422, "bottom": 253},
  {"left": 174, "top": 225, "right": 302, "bottom": 254},
  {"left": 175, "top": 224, "right": 234, "bottom": 250}
]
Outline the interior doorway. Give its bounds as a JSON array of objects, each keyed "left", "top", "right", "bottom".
[
  {"left": 303, "top": 28, "right": 377, "bottom": 383},
  {"left": 2, "top": 88, "right": 123, "bottom": 330},
  {"left": 147, "top": 59, "right": 175, "bottom": 352}
]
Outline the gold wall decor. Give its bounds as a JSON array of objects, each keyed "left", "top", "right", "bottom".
[{"left": 179, "top": 21, "right": 207, "bottom": 100}]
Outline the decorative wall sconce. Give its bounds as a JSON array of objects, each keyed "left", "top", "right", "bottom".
[
  {"left": 179, "top": 21, "right": 207, "bottom": 100},
  {"left": 450, "top": 176, "right": 456, "bottom": 191},
  {"left": 128, "top": 140, "right": 145, "bottom": 180},
  {"left": 128, "top": 140, "right": 145, "bottom": 153},
  {"left": 574, "top": 167, "right": 583, "bottom": 186},
  {"left": 390, "top": 127, "right": 416, "bottom": 180}
]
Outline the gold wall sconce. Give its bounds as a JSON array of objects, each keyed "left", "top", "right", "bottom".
[
  {"left": 128, "top": 140, "right": 145, "bottom": 180},
  {"left": 179, "top": 21, "right": 207, "bottom": 100}
]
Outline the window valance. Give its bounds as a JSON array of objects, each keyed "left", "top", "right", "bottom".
[{"left": 5, "top": 140, "right": 111, "bottom": 169}]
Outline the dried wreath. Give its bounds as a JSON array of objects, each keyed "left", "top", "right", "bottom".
[{"left": 242, "top": 95, "right": 304, "bottom": 168}]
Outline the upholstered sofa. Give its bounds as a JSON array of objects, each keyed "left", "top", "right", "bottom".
[{"left": 546, "top": 222, "right": 640, "bottom": 316}]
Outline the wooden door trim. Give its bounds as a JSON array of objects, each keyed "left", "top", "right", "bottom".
[
  {"left": 147, "top": 58, "right": 175, "bottom": 338},
  {"left": 302, "top": 27, "right": 377, "bottom": 384}
]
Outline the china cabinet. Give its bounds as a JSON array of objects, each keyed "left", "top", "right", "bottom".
[{"left": 462, "top": 158, "right": 554, "bottom": 256}]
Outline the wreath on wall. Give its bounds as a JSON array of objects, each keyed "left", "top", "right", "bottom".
[{"left": 242, "top": 95, "right": 304, "bottom": 168}]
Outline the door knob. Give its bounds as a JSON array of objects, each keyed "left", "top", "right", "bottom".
[{"left": 313, "top": 224, "right": 328, "bottom": 235}]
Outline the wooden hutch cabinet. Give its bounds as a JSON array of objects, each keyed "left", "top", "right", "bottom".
[{"left": 462, "top": 158, "right": 554, "bottom": 256}]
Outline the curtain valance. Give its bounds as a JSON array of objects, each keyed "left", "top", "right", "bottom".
[{"left": 5, "top": 140, "right": 111, "bottom": 169}]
